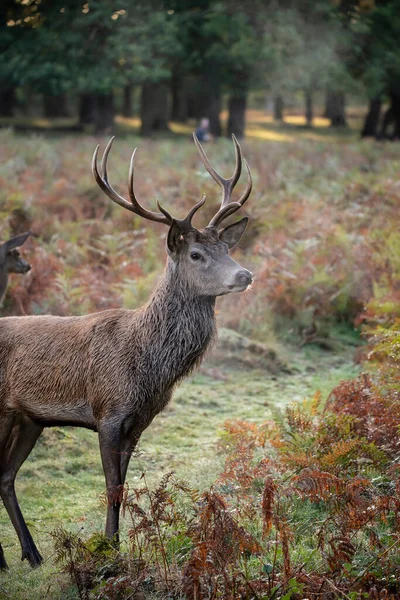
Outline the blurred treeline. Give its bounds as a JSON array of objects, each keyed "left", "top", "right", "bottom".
[{"left": 1, "top": 0, "right": 399, "bottom": 138}]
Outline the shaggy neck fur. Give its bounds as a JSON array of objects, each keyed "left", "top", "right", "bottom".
[{"left": 134, "top": 258, "right": 217, "bottom": 399}]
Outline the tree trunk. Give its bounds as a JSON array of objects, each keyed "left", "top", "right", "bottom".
[
  {"left": 392, "top": 91, "right": 400, "bottom": 140},
  {"left": 361, "top": 97, "right": 381, "bottom": 138},
  {"left": 122, "top": 85, "right": 133, "bottom": 118},
  {"left": 207, "top": 93, "right": 221, "bottom": 137},
  {"left": 305, "top": 89, "right": 313, "bottom": 127},
  {"left": 274, "top": 95, "right": 284, "bottom": 121},
  {"left": 79, "top": 93, "right": 97, "bottom": 125},
  {"left": 185, "top": 76, "right": 205, "bottom": 120},
  {"left": 79, "top": 93, "right": 115, "bottom": 133},
  {"left": 201, "top": 68, "right": 222, "bottom": 137},
  {"left": 378, "top": 89, "right": 400, "bottom": 140},
  {"left": 140, "top": 82, "right": 170, "bottom": 137},
  {"left": 227, "top": 94, "right": 247, "bottom": 139},
  {"left": 171, "top": 72, "right": 188, "bottom": 122},
  {"left": 43, "top": 93, "right": 69, "bottom": 118},
  {"left": 325, "top": 89, "right": 346, "bottom": 127},
  {"left": 324, "top": 90, "right": 332, "bottom": 118},
  {"left": 93, "top": 93, "right": 115, "bottom": 134},
  {"left": 0, "top": 87, "right": 16, "bottom": 117}
]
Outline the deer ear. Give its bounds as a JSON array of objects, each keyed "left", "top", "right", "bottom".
[
  {"left": 167, "top": 220, "right": 183, "bottom": 255},
  {"left": 2, "top": 231, "right": 31, "bottom": 253},
  {"left": 219, "top": 217, "right": 248, "bottom": 250}
]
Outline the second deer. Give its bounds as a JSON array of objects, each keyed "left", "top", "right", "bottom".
[
  {"left": 0, "top": 232, "right": 31, "bottom": 306},
  {"left": 0, "top": 135, "right": 253, "bottom": 569}
]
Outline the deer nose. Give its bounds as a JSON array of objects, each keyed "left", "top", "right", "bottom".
[{"left": 236, "top": 269, "right": 253, "bottom": 287}]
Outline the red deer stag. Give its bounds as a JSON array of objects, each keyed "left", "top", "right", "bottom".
[
  {"left": 0, "top": 134, "right": 252, "bottom": 569},
  {"left": 0, "top": 232, "right": 31, "bottom": 307}
]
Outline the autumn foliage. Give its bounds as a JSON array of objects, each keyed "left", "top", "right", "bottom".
[{"left": 53, "top": 365, "right": 400, "bottom": 598}]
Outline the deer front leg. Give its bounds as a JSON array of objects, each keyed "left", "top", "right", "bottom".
[
  {"left": 98, "top": 421, "right": 125, "bottom": 542},
  {"left": 99, "top": 418, "right": 140, "bottom": 542},
  {"left": 0, "top": 544, "right": 7, "bottom": 570},
  {"left": 120, "top": 427, "right": 140, "bottom": 486}
]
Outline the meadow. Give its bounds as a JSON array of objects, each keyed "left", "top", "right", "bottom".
[{"left": 0, "top": 113, "right": 399, "bottom": 599}]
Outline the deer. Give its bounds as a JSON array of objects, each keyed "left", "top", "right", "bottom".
[
  {"left": 0, "top": 134, "right": 253, "bottom": 570},
  {"left": 0, "top": 232, "right": 32, "bottom": 307}
]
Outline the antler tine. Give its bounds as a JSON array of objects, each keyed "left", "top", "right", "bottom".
[
  {"left": 193, "top": 132, "right": 252, "bottom": 229},
  {"left": 92, "top": 140, "right": 136, "bottom": 213},
  {"left": 193, "top": 133, "right": 242, "bottom": 208},
  {"left": 208, "top": 202, "right": 242, "bottom": 228},
  {"left": 92, "top": 138, "right": 171, "bottom": 225},
  {"left": 93, "top": 138, "right": 210, "bottom": 232},
  {"left": 128, "top": 148, "right": 171, "bottom": 225},
  {"left": 236, "top": 158, "right": 252, "bottom": 206},
  {"left": 208, "top": 159, "right": 252, "bottom": 228},
  {"left": 156, "top": 195, "right": 207, "bottom": 233},
  {"left": 178, "top": 195, "right": 207, "bottom": 232}
]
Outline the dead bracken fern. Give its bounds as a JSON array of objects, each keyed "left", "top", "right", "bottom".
[
  {"left": 182, "top": 491, "right": 261, "bottom": 600},
  {"left": 53, "top": 363, "right": 400, "bottom": 599}
]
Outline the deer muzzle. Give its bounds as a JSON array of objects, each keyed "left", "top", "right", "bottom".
[{"left": 227, "top": 268, "right": 253, "bottom": 292}]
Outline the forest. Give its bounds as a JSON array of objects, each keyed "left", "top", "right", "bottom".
[
  {"left": 1, "top": 1, "right": 400, "bottom": 600},
  {"left": 1, "top": 0, "right": 400, "bottom": 138}
]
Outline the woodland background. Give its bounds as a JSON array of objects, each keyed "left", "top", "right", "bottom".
[
  {"left": 1, "top": 0, "right": 400, "bottom": 139},
  {"left": 1, "top": 1, "right": 400, "bottom": 599}
]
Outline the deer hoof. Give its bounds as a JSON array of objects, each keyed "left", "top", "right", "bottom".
[
  {"left": 21, "top": 546, "right": 43, "bottom": 568},
  {"left": 0, "top": 551, "right": 8, "bottom": 570}
]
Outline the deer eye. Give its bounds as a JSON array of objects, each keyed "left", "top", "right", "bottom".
[{"left": 190, "top": 252, "right": 203, "bottom": 261}]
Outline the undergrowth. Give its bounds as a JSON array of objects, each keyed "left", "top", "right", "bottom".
[
  {"left": 1, "top": 128, "right": 399, "bottom": 344},
  {"left": 53, "top": 366, "right": 400, "bottom": 599}
]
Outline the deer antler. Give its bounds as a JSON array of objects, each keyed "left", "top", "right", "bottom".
[
  {"left": 92, "top": 137, "right": 205, "bottom": 232},
  {"left": 193, "top": 133, "right": 252, "bottom": 228}
]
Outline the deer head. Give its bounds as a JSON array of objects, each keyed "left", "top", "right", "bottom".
[
  {"left": 0, "top": 232, "right": 32, "bottom": 274},
  {"left": 92, "top": 136, "right": 253, "bottom": 297}
]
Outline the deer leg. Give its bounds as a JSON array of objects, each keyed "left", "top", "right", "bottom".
[
  {"left": 0, "top": 543, "right": 7, "bottom": 570},
  {"left": 0, "top": 416, "right": 43, "bottom": 568},
  {"left": 0, "top": 412, "right": 15, "bottom": 570},
  {"left": 98, "top": 422, "right": 124, "bottom": 542},
  {"left": 120, "top": 433, "right": 139, "bottom": 486}
]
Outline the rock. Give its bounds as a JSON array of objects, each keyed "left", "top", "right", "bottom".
[{"left": 205, "top": 327, "right": 289, "bottom": 373}]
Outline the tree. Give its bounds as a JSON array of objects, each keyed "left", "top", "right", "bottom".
[
  {"left": 204, "top": 3, "right": 261, "bottom": 138},
  {"left": 0, "top": 1, "right": 183, "bottom": 134},
  {"left": 337, "top": 0, "right": 400, "bottom": 138}
]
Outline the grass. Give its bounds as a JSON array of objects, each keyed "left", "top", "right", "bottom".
[{"left": 0, "top": 109, "right": 399, "bottom": 597}]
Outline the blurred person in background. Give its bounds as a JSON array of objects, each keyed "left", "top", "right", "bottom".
[{"left": 195, "top": 117, "right": 212, "bottom": 142}]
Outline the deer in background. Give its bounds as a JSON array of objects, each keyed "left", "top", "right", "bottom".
[
  {"left": 0, "top": 134, "right": 253, "bottom": 569},
  {"left": 0, "top": 232, "right": 31, "bottom": 307}
]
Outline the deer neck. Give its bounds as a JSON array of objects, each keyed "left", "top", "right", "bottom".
[{"left": 140, "top": 260, "right": 217, "bottom": 382}]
